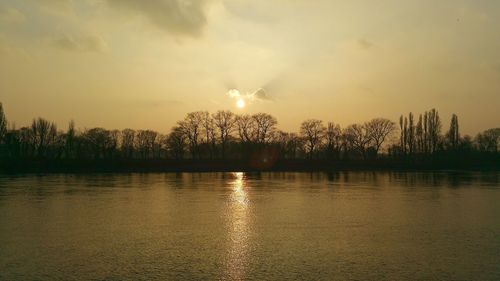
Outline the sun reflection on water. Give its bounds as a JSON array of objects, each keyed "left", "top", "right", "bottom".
[
  {"left": 232, "top": 172, "right": 248, "bottom": 205},
  {"left": 226, "top": 172, "right": 250, "bottom": 280}
]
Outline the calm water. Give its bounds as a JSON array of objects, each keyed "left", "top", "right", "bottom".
[{"left": 0, "top": 172, "right": 499, "bottom": 280}]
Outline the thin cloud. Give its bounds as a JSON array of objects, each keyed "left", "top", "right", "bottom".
[
  {"left": 223, "top": 0, "right": 276, "bottom": 24},
  {"left": 140, "top": 99, "right": 184, "bottom": 108},
  {"left": 227, "top": 87, "right": 273, "bottom": 104},
  {"left": 38, "top": 0, "right": 73, "bottom": 13},
  {"left": 252, "top": 88, "right": 271, "bottom": 101},
  {"left": 493, "top": 62, "right": 500, "bottom": 74},
  {"left": 0, "top": 7, "right": 26, "bottom": 24},
  {"left": 0, "top": 41, "right": 7, "bottom": 56},
  {"left": 358, "top": 38, "right": 374, "bottom": 50},
  {"left": 106, "top": 0, "right": 210, "bottom": 37},
  {"left": 52, "top": 35, "right": 108, "bottom": 52}
]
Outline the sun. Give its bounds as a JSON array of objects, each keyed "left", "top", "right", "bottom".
[{"left": 236, "top": 99, "right": 246, "bottom": 108}]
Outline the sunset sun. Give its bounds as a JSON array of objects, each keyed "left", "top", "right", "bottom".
[{"left": 236, "top": 99, "right": 246, "bottom": 108}]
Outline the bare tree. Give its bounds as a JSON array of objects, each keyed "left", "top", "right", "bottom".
[
  {"left": 416, "top": 114, "right": 424, "bottom": 153},
  {"left": 475, "top": 128, "right": 500, "bottom": 153},
  {"left": 49, "top": 129, "right": 66, "bottom": 159},
  {"left": 64, "top": 121, "right": 76, "bottom": 158},
  {"left": 408, "top": 113, "right": 415, "bottom": 155},
  {"left": 154, "top": 134, "right": 167, "bottom": 158},
  {"left": 344, "top": 123, "right": 372, "bottom": 159},
  {"left": 83, "top": 128, "right": 114, "bottom": 159},
  {"left": 200, "top": 111, "right": 216, "bottom": 158},
  {"left": 213, "top": 110, "right": 236, "bottom": 158},
  {"left": 288, "top": 133, "right": 303, "bottom": 159},
  {"left": 403, "top": 116, "right": 408, "bottom": 154},
  {"left": 423, "top": 111, "right": 429, "bottom": 153},
  {"left": 31, "top": 118, "right": 57, "bottom": 158},
  {"left": 325, "top": 122, "right": 342, "bottom": 159},
  {"left": 108, "top": 130, "right": 121, "bottom": 158},
  {"left": 19, "top": 127, "right": 35, "bottom": 157},
  {"left": 235, "top": 114, "right": 256, "bottom": 143},
  {"left": 136, "top": 130, "right": 157, "bottom": 159},
  {"left": 135, "top": 130, "right": 148, "bottom": 158},
  {"left": 365, "top": 118, "right": 396, "bottom": 156},
  {"left": 447, "top": 114, "right": 460, "bottom": 150},
  {"left": 275, "top": 131, "right": 289, "bottom": 158},
  {"left": 166, "top": 126, "right": 187, "bottom": 159},
  {"left": 427, "top": 108, "right": 441, "bottom": 154},
  {"left": 179, "top": 111, "right": 205, "bottom": 158},
  {"left": 252, "top": 113, "right": 277, "bottom": 144},
  {"left": 300, "top": 119, "right": 326, "bottom": 158},
  {"left": 399, "top": 115, "right": 404, "bottom": 154},
  {"left": 121, "top": 129, "right": 136, "bottom": 158},
  {"left": 0, "top": 103, "right": 6, "bottom": 144}
]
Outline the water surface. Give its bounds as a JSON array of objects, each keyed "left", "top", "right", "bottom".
[{"left": 0, "top": 172, "right": 499, "bottom": 280}]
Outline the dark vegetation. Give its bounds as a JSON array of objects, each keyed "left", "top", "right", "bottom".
[{"left": 0, "top": 103, "right": 498, "bottom": 172}]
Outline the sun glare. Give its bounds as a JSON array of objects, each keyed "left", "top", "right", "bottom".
[{"left": 236, "top": 99, "right": 246, "bottom": 108}]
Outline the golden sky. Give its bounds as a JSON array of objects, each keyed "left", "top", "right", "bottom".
[{"left": 1, "top": 0, "right": 499, "bottom": 135}]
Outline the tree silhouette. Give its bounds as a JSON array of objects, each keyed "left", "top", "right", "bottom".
[
  {"left": 276, "top": 131, "right": 302, "bottom": 159},
  {"left": 427, "top": 109, "right": 441, "bottom": 154},
  {"left": 235, "top": 114, "right": 255, "bottom": 143},
  {"left": 136, "top": 130, "right": 158, "bottom": 159},
  {"left": 65, "top": 121, "right": 76, "bottom": 158},
  {"left": 0, "top": 101, "right": 498, "bottom": 170},
  {"left": 416, "top": 114, "right": 424, "bottom": 154},
  {"left": 179, "top": 111, "right": 205, "bottom": 159},
  {"left": 166, "top": 126, "right": 187, "bottom": 160},
  {"left": 447, "top": 114, "right": 460, "bottom": 151},
  {"left": 344, "top": 123, "right": 372, "bottom": 159},
  {"left": 325, "top": 122, "right": 342, "bottom": 160},
  {"left": 398, "top": 109, "right": 442, "bottom": 157},
  {"left": 201, "top": 112, "right": 216, "bottom": 159},
  {"left": 366, "top": 118, "right": 396, "bottom": 157},
  {"left": 300, "top": 119, "right": 326, "bottom": 158},
  {"left": 18, "top": 127, "right": 34, "bottom": 157},
  {"left": 31, "top": 118, "right": 57, "bottom": 158},
  {"left": 0, "top": 103, "right": 6, "bottom": 144},
  {"left": 475, "top": 128, "right": 500, "bottom": 153},
  {"left": 252, "top": 113, "right": 277, "bottom": 144},
  {"left": 408, "top": 113, "right": 415, "bottom": 155},
  {"left": 121, "top": 129, "right": 136, "bottom": 158},
  {"left": 83, "top": 128, "right": 112, "bottom": 159},
  {"left": 213, "top": 110, "right": 236, "bottom": 158}
]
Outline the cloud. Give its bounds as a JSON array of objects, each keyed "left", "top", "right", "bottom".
[
  {"left": 52, "top": 35, "right": 108, "bottom": 52},
  {"left": 227, "top": 87, "right": 272, "bottom": 104},
  {"left": 137, "top": 99, "right": 184, "bottom": 108},
  {"left": 37, "top": 0, "right": 73, "bottom": 13},
  {"left": 0, "top": 41, "right": 7, "bottom": 56},
  {"left": 493, "top": 62, "right": 500, "bottom": 74},
  {"left": 358, "top": 39, "right": 374, "bottom": 50},
  {"left": 252, "top": 88, "right": 271, "bottom": 101},
  {"left": 0, "top": 7, "right": 26, "bottom": 24},
  {"left": 223, "top": 0, "right": 276, "bottom": 24},
  {"left": 106, "top": 0, "right": 210, "bottom": 37}
]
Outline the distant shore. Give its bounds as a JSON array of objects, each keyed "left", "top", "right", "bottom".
[{"left": 1, "top": 159, "right": 499, "bottom": 173}]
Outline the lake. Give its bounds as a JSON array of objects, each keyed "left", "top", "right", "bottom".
[{"left": 0, "top": 172, "right": 499, "bottom": 280}]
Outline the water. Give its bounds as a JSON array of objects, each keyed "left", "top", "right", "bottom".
[{"left": 0, "top": 172, "right": 499, "bottom": 280}]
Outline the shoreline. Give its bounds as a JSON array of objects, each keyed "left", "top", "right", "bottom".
[{"left": 2, "top": 159, "right": 499, "bottom": 174}]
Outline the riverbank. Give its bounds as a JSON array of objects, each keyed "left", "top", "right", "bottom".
[{"left": 1, "top": 158, "right": 499, "bottom": 173}]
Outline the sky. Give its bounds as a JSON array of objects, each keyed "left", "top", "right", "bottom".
[{"left": 0, "top": 0, "right": 499, "bottom": 135}]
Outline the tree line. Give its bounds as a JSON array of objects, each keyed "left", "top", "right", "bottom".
[{"left": 0, "top": 102, "right": 498, "bottom": 162}]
